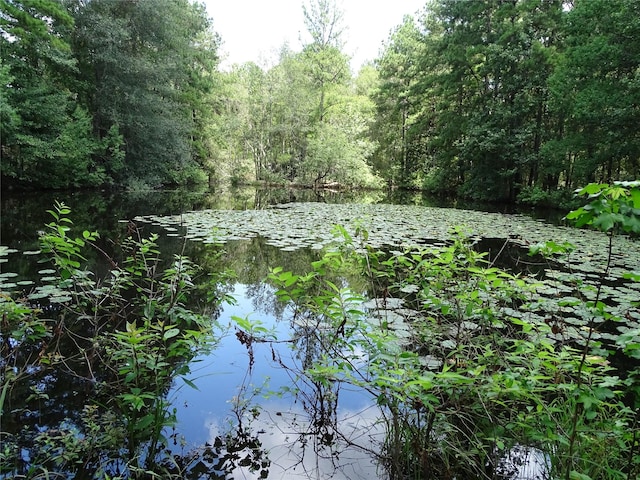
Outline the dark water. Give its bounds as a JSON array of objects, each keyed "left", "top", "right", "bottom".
[
  {"left": 0, "top": 186, "right": 410, "bottom": 478},
  {"left": 0, "top": 186, "right": 570, "bottom": 478}
]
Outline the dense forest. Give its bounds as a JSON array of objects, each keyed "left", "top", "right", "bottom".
[{"left": 1, "top": 0, "right": 639, "bottom": 203}]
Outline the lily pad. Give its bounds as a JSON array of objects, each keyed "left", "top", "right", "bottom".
[
  {"left": 50, "top": 296, "right": 72, "bottom": 304},
  {"left": 0, "top": 246, "right": 18, "bottom": 256}
]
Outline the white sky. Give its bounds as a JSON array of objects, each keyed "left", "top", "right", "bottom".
[{"left": 203, "top": 0, "right": 426, "bottom": 71}]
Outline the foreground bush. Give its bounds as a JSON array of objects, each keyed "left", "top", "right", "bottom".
[
  {"left": 267, "top": 182, "right": 640, "bottom": 479},
  {"left": 0, "top": 202, "right": 230, "bottom": 478}
]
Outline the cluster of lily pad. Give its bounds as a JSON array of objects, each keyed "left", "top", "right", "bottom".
[
  {"left": 132, "top": 202, "right": 640, "bottom": 347},
  {"left": 130, "top": 201, "right": 634, "bottom": 258},
  {"left": 0, "top": 247, "right": 37, "bottom": 292},
  {"left": 1, "top": 247, "right": 78, "bottom": 304},
  {"left": 2, "top": 202, "right": 638, "bottom": 346}
]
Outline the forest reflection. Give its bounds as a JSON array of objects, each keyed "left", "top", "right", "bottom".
[
  {"left": 170, "top": 279, "right": 385, "bottom": 479},
  {"left": 1, "top": 186, "right": 603, "bottom": 478}
]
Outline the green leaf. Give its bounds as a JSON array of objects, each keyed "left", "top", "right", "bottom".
[
  {"left": 577, "top": 393, "right": 594, "bottom": 409},
  {"left": 135, "top": 414, "right": 155, "bottom": 431},
  {"left": 182, "top": 378, "right": 199, "bottom": 390},
  {"left": 564, "top": 208, "right": 584, "bottom": 220},
  {"left": 163, "top": 328, "right": 180, "bottom": 340},
  {"left": 630, "top": 188, "right": 640, "bottom": 209},
  {"left": 622, "top": 271, "right": 640, "bottom": 282},
  {"left": 406, "top": 377, "right": 433, "bottom": 390},
  {"left": 232, "top": 315, "right": 252, "bottom": 331},
  {"left": 569, "top": 471, "right": 593, "bottom": 480},
  {"left": 580, "top": 183, "right": 607, "bottom": 196}
]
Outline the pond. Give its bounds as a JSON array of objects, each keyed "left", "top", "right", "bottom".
[{"left": 1, "top": 185, "right": 639, "bottom": 479}]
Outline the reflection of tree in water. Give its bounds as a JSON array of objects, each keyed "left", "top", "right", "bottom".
[
  {"left": 266, "top": 314, "right": 370, "bottom": 476},
  {"left": 162, "top": 394, "right": 271, "bottom": 479},
  {"left": 292, "top": 325, "right": 339, "bottom": 445},
  {"left": 246, "top": 281, "right": 289, "bottom": 319},
  {"left": 223, "top": 236, "right": 327, "bottom": 319},
  {"left": 251, "top": 186, "right": 385, "bottom": 209},
  {"left": 226, "top": 295, "right": 381, "bottom": 478}
]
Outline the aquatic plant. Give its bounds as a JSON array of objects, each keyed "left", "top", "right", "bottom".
[
  {"left": 0, "top": 202, "right": 232, "bottom": 478},
  {"left": 266, "top": 183, "right": 640, "bottom": 479}
]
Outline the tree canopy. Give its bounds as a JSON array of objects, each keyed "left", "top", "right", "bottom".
[
  {"left": 1, "top": 0, "right": 219, "bottom": 189},
  {"left": 372, "top": 0, "right": 640, "bottom": 202},
  {"left": 2, "top": 0, "right": 638, "bottom": 202}
]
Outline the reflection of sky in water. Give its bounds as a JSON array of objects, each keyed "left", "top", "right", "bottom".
[
  {"left": 170, "top": 283, "right": 384, "bottom": 479},
  {"left": 214, "top": 400, "right": 384, "bottom": 479}
]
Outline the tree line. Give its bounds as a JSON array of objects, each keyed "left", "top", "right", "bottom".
[
  {"left": 377, "top": 0, "right": 640, "bottom": 202},
  {"left": 2, "top": 0, "right": 639, "bottom": 205},
  {"left": 1, "top": 0, "right": 218, "bottom": 189}
]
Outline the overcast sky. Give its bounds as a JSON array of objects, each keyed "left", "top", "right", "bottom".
[{"left": 203, "top": 0, "right": 425, "bottom": 71}]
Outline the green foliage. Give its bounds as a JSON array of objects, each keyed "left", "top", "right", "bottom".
[
  {"left": 549, "top": 0, "right": 640, "bottom": 189},
  {"left": 367, "top": 0, "right": 640, "bottom": 201},
  {"left": 1, "top": 204, "right": 230, "bottom": 478},
  {"left": 1, "top": 0, "right": 219, "bottom": 189},
  {"left": 528, "top": 239, "right": 575, "bottom": 259},
  {"left": 0, "top": 56, "right": 103, "bottom": 187},
  {"left": 0, "top": 296, "right": 48, "bottom": 419},
  {"left": 70, "top": 0, "right": 220, "bottom": 187},
  {"left": 565, "top": 181, "right": 640, "bottom": 234},
  {"left": 210, "top": 0, "right": 380, "bottom": 189},
  {"left": 417, "top": 0, "right": 564, "bottom": 200},
  {"left": 39, "top": 200, "right": 99, "bottom": 279},
  {"left": 301, "top": 0, "right": 349, "bottom": 122},
  {"left": 371, "top": 15, "right": 425, "bottom": 187},
  {"left": 304, "top": 121, "right": 380, "bottom": 188},
  {"left": 516, "top": 185, "right": 576, "bottom": 209},
  {"left": 561, "top": 182, "right": 640, "bottom": 478},
  {"left": 269, "top": 220, "right": 639, "bottom": 479},
  {"left": 0, "top": 0, "right": 74, "bottom": 51},
  {"left": 0, "top": 60, "right": 19, "bottom": 139},
  {"left": 6, "top": 0, "right": 638, "bottom": 196},
  {"left": 0, "top": 0, "right": 109, "bottom": 188}
]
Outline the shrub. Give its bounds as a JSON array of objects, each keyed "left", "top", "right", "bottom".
[
  {"left": 0, "top": 202, "right": 230, "bottom": 478},
  {"left": 268, "top": 183, "right": 640, "bottom": 479}
]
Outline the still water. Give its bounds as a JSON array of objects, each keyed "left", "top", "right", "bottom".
[
  {"left": 0, "top": 186, "right": 590, "bottom": 479},
  {"left": 1, "top": 186, "right": 445, "bottom": 478},
  {"left": 172, "top": 282, "right": 384, "bottom": 479}
]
